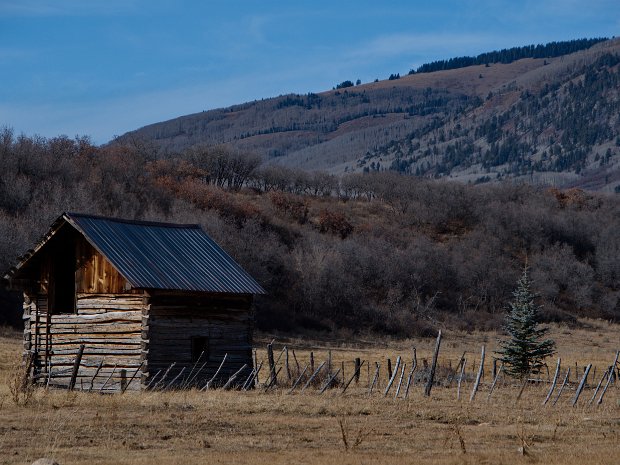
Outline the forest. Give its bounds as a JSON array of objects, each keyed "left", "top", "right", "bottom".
[
  {"left": 0, "top": 129, "right": 619, "bottom": 336},
  {"left": 410, "top": 37, "right": 608, "bottom": 74}
]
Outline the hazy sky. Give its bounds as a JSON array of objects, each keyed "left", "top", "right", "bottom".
[{"left": 1, "top": 0, "right": 618, "bottom": 144}]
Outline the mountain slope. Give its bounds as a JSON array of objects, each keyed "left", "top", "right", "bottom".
[{"left": 116, "top": 38, "right": 620, "bottom": 191}]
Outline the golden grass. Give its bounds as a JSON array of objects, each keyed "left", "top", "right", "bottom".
[{"left": 1, "top": 320, "right": 619, "bottom": 465}]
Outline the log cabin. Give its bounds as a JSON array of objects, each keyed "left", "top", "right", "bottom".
[{"left": 3, "top": 212, "right": 265, "bottom": 392}]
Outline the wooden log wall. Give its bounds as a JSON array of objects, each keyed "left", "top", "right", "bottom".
[
  {"left": 146, "top": 292, "right": 254, "bottom": 388},
  {"left": 24, "top": 293, "right": 146, "bottom": 392}
]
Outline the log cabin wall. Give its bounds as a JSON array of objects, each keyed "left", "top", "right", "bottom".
[
  {"left": 23, "top": 232, "right": 147, "bottom": 392},
  {"left": 145, "top": 291, "right": 254, "bottom": 388},
  {"left": 25, "top": 293, "right": 146, "bottom": 391}
]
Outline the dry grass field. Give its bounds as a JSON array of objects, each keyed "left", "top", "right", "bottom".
[{"left": 0, "top": 320, "right": 619, "bottom": 465}]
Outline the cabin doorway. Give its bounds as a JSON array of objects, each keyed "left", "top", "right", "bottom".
[{"left": 48, "top": 245, "right": 76, "bottom": 314}]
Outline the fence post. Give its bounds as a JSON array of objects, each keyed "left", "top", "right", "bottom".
[
  {"left": 543, "top": 358, "right": 561, "bottom": 406},
  {"left": 572, "top": 364, "right": 592, "bottom": 407},
  {"left": 267, "top": 343, "right": 277, "bottom": 387},
  {"left": 424, "top": 330, "right": 442, "bottom": 397},
  {"left": 469, "top": 345, "right": 485, "bottom": 402},
  {"left": 69, "top": 344, "right": 85, "bottom": 391}
]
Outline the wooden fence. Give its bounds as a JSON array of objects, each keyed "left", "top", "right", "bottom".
[{"left": 24, "top": 332, "right": 620, "bottom": 406}]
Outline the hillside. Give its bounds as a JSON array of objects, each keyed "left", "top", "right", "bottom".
[
  {"left": 116, "top": 38, "right": 620, "bottom": 192},
  {"left": 1, "top": 130, "right": 619, "bottom": 334}
]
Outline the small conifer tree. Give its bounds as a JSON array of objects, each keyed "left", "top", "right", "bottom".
[{"left": 497, "top": 267, "right": 555, "bottom": 377}]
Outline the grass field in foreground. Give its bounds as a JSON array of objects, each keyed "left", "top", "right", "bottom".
[{"left": 0, "top": 320, "right": 618, "bottom": 465}]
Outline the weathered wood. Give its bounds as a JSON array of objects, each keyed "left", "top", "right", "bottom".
[
  {"left": 571, "top": 364, "right": 592, "bottom": 407},
  {"left": 201, "top": 355, "right": 227, "bottom": 391},
  {"left": 145, "top": 369, "right": 163, "bottom": 389},
  {"left": 354, "top": 358, "right": 361, "bottom": 384},
  {"left": 223, "top": 364, "right": 248, "bottom": 390},
  {"left": 267, "top": 343, "right": 277, "bottom": 386},
  {"left": 589, "top": 369, "right": 608, "bottom": 405},
  {"left": 99, "top": 364, "right": 118, "bottom": 393},
  {"left": 384, "top": 356, "right": 402, "bottom": 396},
  {"left": 153, "top": 362, "right": 177, "bottom": 390},
  {"left": 516, "top": 374, "right": 529, "bottom": 401},
  {"left": 264, "top": 367, "right": 282, "bottom": 391},
  {"left": 457, "top": 358, "right": 467, "bottom": 400},
  {"left": 543, "top": 358, "right": 561, "bottom": 406},
  {"left": 180, "top": 351, "right": 205, "bottom": 389},
  {"left": 243, "top": 361, "right": 263, "bottom": 391},
  {"left": 122, "top": 361, "right": 144, "bottom": 393},
  {"left": 288, "top": 364, "right": 309, "bottom": 394},
  {"left": 487, "top": 363, "right": 503, "bottom": 401},
  {"left": 285, "top": 347, "right": 291, "bottom": 380},
  {"left": 291, "top": 349, "right": 300, "bottom": 376},
  {"left": 301, "top": 361, "right": 326, "bottom": 392},
  {"left": 404, "top": 356, "right": 418, "bottom": 400},
  {"left": 448, "top": 352, "right": 466, "bottom": 386},
  {"left": 368, "top": 362, "right": 380, "bottom": 395},
  {"left": 87, "top": 359, "right": 104, "bottom": 392},
  {"left": 394, "top": 362, "right": 407, "bottom": 399},
  {"left": 552, "top": 368, "right": 571, "bottom": 406},
  {"left": 469, "top": 345, "right": 485, "bottom": 402},
  {"left": 341, "top": 360, "right": 365, "bottom": 395},
  {"left": 425, "top": 330, "right": 442, "bottom": 397},
  {"left": 68, "top": 344, "right": 85, "bottom": 391},
  {"left": 597, "top": 351, "right": 619, "bottom": 405},
  {"left": 319, "top": 368, "right": 341, "bottom": 394},
  {"left": 163, "top": 367, "right": 186, "bottom": 391}
]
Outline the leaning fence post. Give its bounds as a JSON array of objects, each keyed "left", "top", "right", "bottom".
[
  {"left": 424, "top": 330, "right": 442, "bottom": 397},
  {"left": 552, "top": 368, "right": 570, "bottom": 406},
  {"left": 384, "top": 356, "right": 402, "bottom": 396},
  {"left": 543, "top": 358, "right": 561, "bottom": 405},
  {"left": 597, "top": 351, "right": 619, "bottom": 405},
  {"left": 469, "top": 345, "right": 485, "bottom": 402},
  {"left": 319, "top": 368, "right": 341, "bottom": 394},
  {"left": 589, "top": 369, "right": 608, "bottom": 405},
  {"left": 99, "top": 363, "right": 117, "bottom": 393},
  {"left": 368, "top": 362, "right": 380, "bottom": 395},
  {"left": 163, "top": 367, "right": 186, "bottom": 391},
  {"left": 88, "top": 359, "right": 105, "bottom": 392},
  {"left": 394, "top": 363, "right": 407, "bottom": 399},
  {"left": 122, "top": 361, "right": 145, "bottom": 394},
  {"left": 69, "top": 344, "right": 85, "bottom": 391},
  {"left": 487, "top": 363, "right": 503, "bottom": 401},
  {"left": 457, "top": 358, "right": 467, "bottom": 400},
  {"left": 267, "top": 343, "right": 277, "bottom": 387},
  {"left": 301, "top": 361, "right": 326, "bottom": 392},
  {"left": 342, "top": 360, "right": 365, "bottom": 395},
  {"left": 288, "top": 364, "right": 309, "bottom": 394},
  {"left": 572, "top": 364, "right": 592, "bottom": 407},
  {"left": 285, "top": 347, "right": 291, "bottom": 380},
  {"left": 404, "top": 356, "right": 418, "bottom": 399},
  {"left": 223, "top": 364, "right": 247, "bottom": 390},
  {"left": 201, "top": 355, "right": 227, "bottom": 391}
]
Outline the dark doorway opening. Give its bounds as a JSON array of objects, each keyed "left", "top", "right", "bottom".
[{"left": 191, "top": 336, "right": 209, "bottom": 362}]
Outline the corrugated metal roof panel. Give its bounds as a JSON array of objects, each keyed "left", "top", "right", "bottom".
[{"left": 63, "top": 212, "right": 265, "bottom": 294}]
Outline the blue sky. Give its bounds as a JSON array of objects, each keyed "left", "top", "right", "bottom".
[{"left": 1, "top": 0, "right": 618, "bottom": 144}]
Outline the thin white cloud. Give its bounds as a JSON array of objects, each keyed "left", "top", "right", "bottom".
[{"left": 0, "top": 0, "right": 139, "bottom": 16}]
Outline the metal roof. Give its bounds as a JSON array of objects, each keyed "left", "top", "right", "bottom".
[{"left": 8, "top": 212, "right": 265, "bottom": 294}]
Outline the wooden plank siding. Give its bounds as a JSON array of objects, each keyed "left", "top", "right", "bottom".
[
  {"left": 145, "top": 292, "right": 254, "bottom": 388},
  {"left": 24, "top": 293, "right": 146, "bottom": 392}
]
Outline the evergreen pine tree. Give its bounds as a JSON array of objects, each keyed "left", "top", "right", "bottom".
[{"left": 497, "top": 267, "right": 555, "bottom": 377}]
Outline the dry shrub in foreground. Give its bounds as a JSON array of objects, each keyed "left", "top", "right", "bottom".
[{"left": 7, "top": 356, "right": 34, "bottom": 406}]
